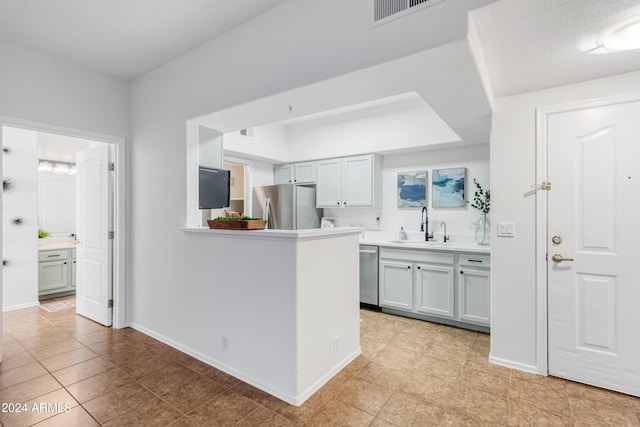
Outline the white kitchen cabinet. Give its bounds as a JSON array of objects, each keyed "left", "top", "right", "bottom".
[
  {"left": 379, "top": 248, "right": 454, "bottom": 320},
  {"left": 275, "top": 164, "right": 293, "bottom": 184},
  {"left": 38, "top": 248, "right": 76, "bottom": 298},
  {"left": 458, "top": 254, "right": 491, "bottom": 326},
  {"left": 275, "top": 162, "right": 316, "bottom": 184},
  {"left": 294, "top": 162, "right": 316, "bottom": 183},
  {"left": 379, "top": 259, "right": 414, "bottom": 310},
  {"left": 415, "top": 263, "right": 455, "bottom": 318},
  {"left": 316, "top": 154, "right": 382, "bottom": 208},
  {"left": 316, "top": 158, "right": 343, "bottom": 207},
  {"left": 379, "top": 247, "right": 489, "bottom": 330}
]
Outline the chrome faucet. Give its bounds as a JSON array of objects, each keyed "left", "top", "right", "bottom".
[
  {"left": 441, "top": 221, "right": 449, "bottom": 243},
  {"left": 420, "top": 206, "right": 433, "bottom": 241}
]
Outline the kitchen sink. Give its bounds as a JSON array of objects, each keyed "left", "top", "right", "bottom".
[{"left": 390, "top": 240, "right": 452, "bottom": 247}]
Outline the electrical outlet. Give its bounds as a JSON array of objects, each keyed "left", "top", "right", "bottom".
[
  {"left": 222, "top": 337, "right": 229, "bottom": 351},
  {"left": 333, "top": 336, "right": 339, "bottom": 354},
  {"left": 467, "top": 219, "right": 477, "bottom": 229}
]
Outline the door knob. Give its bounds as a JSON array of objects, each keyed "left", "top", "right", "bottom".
[{"left": 551, "top": 253, "right": 574, "bottom": 263}]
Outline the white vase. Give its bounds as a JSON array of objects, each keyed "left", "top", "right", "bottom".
[{"left": 475, "top": 213, "right": 491, "bottom": 245}]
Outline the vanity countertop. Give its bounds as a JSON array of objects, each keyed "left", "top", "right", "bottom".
[{"left": 38, "top": 237, "right": 77, "bottom": 251}]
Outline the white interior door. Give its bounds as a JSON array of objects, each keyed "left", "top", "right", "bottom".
[
  {"left": 547, "top": 99, "right": 640, "bottom": 396},
  {"left": 76, "top": 145, "right": 113, "bottom": 326}
]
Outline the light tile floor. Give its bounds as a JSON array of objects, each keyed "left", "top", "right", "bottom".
[{"left": 1, "top": 306, "right": 639, "bottom": 426}]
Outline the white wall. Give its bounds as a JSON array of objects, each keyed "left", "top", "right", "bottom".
[
  {"left": 0, "top": 41, "right": 128, "bottom": 137},
  {"left": 490, "top": 70, "right": 640, "bottom": 371},
  {"left": 325, "top": 145, "right": 489, "bottom": 239},
  {"left": 224, "top": 124, "right": 289, "bottom": 163},
  {"left": 129, "top": 0, "right": 494, "bottom": 337},
  {"left": 2, "top": 127, "right": 38, "bottom": 311}
]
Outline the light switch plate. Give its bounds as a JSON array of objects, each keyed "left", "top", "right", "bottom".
[{"left": 497, "top": 221, "right": 515, "bottom": 237}]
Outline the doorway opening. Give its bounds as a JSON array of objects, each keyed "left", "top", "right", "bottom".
[{"left": 1, "top": 119, "right": 126, "bottom": 331}]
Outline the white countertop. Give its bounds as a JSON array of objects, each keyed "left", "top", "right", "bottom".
[
  {"left": 38, "top": 237, "right": 77, "bottom": 251},
  {"left": 359, "top": 230, "right": 491, "bottom": 254},
  {"left": 181, "top": 226, "right": 364, "bottom": 242}
]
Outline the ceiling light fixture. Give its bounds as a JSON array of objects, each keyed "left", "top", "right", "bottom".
[
  {"left": 603, "top": 19, "right": 640, "bottom": 51},
  {"left": 38, "top": 159, "right": 76, "bottom": 175},
  {"left": 38, "top": 161, "right": 52, "bottom": 172}
]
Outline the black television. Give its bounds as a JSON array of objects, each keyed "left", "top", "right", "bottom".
[{"left": 199, "top": 166, "right": 230, "bottom": 209}]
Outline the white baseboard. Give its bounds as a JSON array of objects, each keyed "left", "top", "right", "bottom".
[
  {"left": 489, "top": 353, "right": 539, "bottom": 374},
  {"left": 3, "top": 301, "right": 40, "bottom": 312},
  {"left": 129, "top": 322, "right": 358, "bottom": 406},
  {"left": 296, "top": 347, "right": 362, "bottom": 404}
]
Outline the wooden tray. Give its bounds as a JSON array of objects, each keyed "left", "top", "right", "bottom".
[{"left": 207, "top": 219, "right": 267, "bottom": 230}]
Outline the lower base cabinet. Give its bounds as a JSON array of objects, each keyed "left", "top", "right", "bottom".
[
  {"left": 379, "top": 247, "right": 490, "bottom": 329},
  {"left": 416, "top": 263, "right": 455, "bottom": 318},
  {"left": 379, "top": 260, "right": 414, "bottom": 310},
  {"left": 38, "top": 248, "right": 76, "bottom": 298},
  {"left": 458, "top": 254, "right": 491, "bottom": 325}
]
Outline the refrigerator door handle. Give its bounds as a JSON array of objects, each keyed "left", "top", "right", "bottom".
[{"left": 264, "top": 197, "right": 272, "bottom": 229}]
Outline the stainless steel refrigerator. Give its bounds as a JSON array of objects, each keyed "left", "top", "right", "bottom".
[{"left": 253, "top": 184, "right": 322, "bottom": 230}]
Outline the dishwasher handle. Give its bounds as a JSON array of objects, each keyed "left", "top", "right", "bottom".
[{"left": 359, "top": 249, "right": 378, "bottom": 254}]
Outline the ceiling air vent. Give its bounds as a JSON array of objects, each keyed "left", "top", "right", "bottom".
[
  {"left": 373, "top": 0, "right": 445, "bottom": 26},
  {"left": 239, "top": 128, "right": 255, "bottom": 138}
]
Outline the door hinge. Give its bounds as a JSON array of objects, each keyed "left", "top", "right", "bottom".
[
  {"left": 108, "top": 162, "right": 115, "bottom": 171},
  {"left": 108, "top": 299, "right": 113, "bottom": 308},
  {"left": 108, "top": 231, "right": 114, "bottom": 239}
]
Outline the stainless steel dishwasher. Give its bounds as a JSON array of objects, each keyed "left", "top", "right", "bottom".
[{"left": 359, "top": 245, "right": 380, "bottom": 309}]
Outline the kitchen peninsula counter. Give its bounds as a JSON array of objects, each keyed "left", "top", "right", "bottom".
[{"left": 178, "top": 226, "right": 362, "bottom": 405}]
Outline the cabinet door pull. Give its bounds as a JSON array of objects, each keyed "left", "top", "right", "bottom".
[
  {"left": 407, "top": 265, "right": 411, "bottom": 269},
  {"left": 48, "top": 254, "right": 61, "bottom": 257},
  {"left": 468, "top": 259, "right": 482, "bottom": 263},
  {"left": 63, "top": 262, "right": 67, "bottom": 265},
  {"left": 336, "top": 202, "right": 340, "bottom": 206},
  {"left": 460, "top": 270, "right": 464, "bottom": 274},
  {"left": 417, "top": 266, "right": 421, "bottom": 269}
]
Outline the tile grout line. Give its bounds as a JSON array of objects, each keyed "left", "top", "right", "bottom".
[{"left": 10, "top": 331, "right": 101, "bottom": 426}]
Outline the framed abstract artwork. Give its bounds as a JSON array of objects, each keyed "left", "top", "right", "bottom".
[
  {"left": 397, "top": 171, "right": 426, "bottom": 208},
  {"left": 432, "top": 167, "right": 465, "bottom": 208}
]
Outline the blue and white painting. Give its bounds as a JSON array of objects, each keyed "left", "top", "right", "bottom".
[
  {"left": 432, "top": 168, "right": 465, "bottom": 208},
  {"left": 397, "top": 171, "right": 426, "bottom": 208}
]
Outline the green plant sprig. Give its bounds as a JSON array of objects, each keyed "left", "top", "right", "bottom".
[{"left": 470, "top": 178, "right": 490, "bottom": 214}]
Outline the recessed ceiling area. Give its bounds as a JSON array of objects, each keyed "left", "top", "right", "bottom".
[
  {"left": 277, "top": 91, "right": 459, "bottom": 143},
  {"left": 0, "top": 0, "right": 287, "bottom": 80},
  {"left": 193, "top": 39, "right": 492, "bottom": 163}
]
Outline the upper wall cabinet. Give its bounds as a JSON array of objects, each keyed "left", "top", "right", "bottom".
[
  {"left": 274, "top": 161, "right": 316, "bottom": 184},
  {"left": 316, "top": 154, "right": 382, "bottom": 208}
]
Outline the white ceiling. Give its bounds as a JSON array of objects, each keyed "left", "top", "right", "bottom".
[
  {"left": 1, "top": 0, "right": 637, "bottom": 97},
  {"left": 0, "top": 0, "right": 287, "bottom": 80},
  {"left": 471, "top": 0, "right": 640, "bottom": 97}
]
